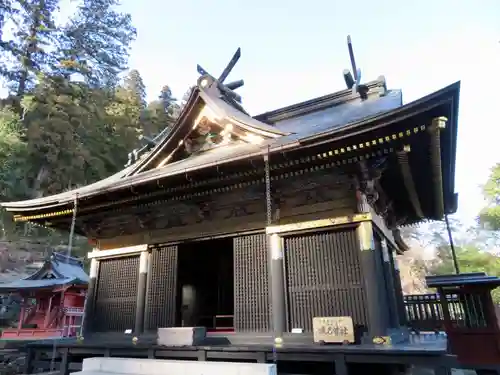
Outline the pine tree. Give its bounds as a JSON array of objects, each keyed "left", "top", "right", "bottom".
[
  {"left": 57, "top": 0, "right": 136, "bottom": 87},
  {"left": 159, "top": 85, "right": 178, "bottom": 116},
  {"left": 124, "top": 69, "right": 146, "bottom": 108},
  {"left": 143, "top": 99, "right": 172, "bottom": 137},
  {"left": 5, "top": 0, "right": 59, "bottom": 97},
  {"left": 480, "top": 163, "right": 500, "bottom": 231}
]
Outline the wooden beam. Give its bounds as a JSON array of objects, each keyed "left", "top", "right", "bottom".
[
  {"left": 428, "top": 117, "right": 447, "bottom": 219},
  {"left": 396, "top": 145, "right": 424, "bottom": 219},
  {"left": 266, "top": 213, "right": 370, "bottom": 235},
  {"left": 88, "top": 244, "right": 148, "bottom": 259}
]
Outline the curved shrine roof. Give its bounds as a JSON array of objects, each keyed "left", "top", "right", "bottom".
[
  {"left": 0, "top": 252, "right": 89, "bottom": 292},
  {"left": 0, "top": 71, "right": 461, "bottom": 228}
]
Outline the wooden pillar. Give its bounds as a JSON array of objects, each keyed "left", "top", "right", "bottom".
[
  {"left": 357, "top": 221, "right": 390, "bottom": 339},
  {"left": 60, "top": 348, "right": 70, "bottom": 375},
  {"left": 17, "top": 297, "right": 26, "bottom": 331},
  {"left": 269, "top": 233, "right": 286, "bottom": 338},
  {"left": 390, "top": 247, "right": 407, "bottom": 326},
  {"left": 43, "top": 295, "right": 53, "bottom": 328},
  {"left": 135, "top": 251, "right": 149, "bottom": 335},
  {"left": 83, "top": 258, "right": 98, "bottom": 335},
  {"left": 381, "top": 239, "right": 399, "bottom": 328},
  {"left": 22, "top": 347, "right": 34, "bottom": 375}
]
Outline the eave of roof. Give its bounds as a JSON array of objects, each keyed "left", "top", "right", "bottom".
[
  {"left": 0, "top": 81, "right": 459, "bottom": 218},
  {"left": 298, "top": 81, "right": 460, "bottom": 146},
  {"left": 255, "top": 77, "right": 388, "bottom": 124},
  {"left": 0, "top": 277, "right": 85, "bottom": 292}
]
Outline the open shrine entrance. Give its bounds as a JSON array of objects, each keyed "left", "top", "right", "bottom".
[{"left": 176, "top": 238, "right": 234, "bottom": 332}]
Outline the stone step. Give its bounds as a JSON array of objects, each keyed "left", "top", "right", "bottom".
[{"left": 77, "top": 357, "right": 277, "bottom": 375}]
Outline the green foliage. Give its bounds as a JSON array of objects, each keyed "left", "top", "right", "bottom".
[
  {"left": 403, "top": 177, "right": 500, "bottom": 304},
  {"left": 427, "top": 244, "right": 500, "bottom": 303},
  {"left": 5, "top": 0, "right": 60, "bottom": 96},
  {"left": 56, "top": 0, "right": 137, "bottom": 87},
  {"left": 0, "top": 107, "right": 28, "bottom": 199},
  {"left": 0, "top": 0, "right": 180, "bottom": 259},
  {"left": 479, "top": 163, "right": 500, "bottom": 231}
]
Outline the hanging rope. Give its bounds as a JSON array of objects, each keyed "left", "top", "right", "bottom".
[
  {"left": 50, "top": 194, "right": 78, "bottom": 372},
  {"left": 444, "top": 214, "right": 460, "bottom": 274}
]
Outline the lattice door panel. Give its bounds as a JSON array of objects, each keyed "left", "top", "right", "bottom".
[
  {"left": 145, "top": 245, "right": 178, "bottom": 330},
  {"left": 285, "top": 229, "right": 367, "bottom": 332},
  {"left": 94, "top": 256, "right": 139, "bottom": 332},
  {"left": 233, "top": 233, "right": 270, "bottom": 332}
]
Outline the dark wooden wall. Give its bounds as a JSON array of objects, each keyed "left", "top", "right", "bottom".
[
  {"left": 97, "top": 171, "right": 357, "bottom": 250},
  {"left": 89, "top": 172, "right": 364, "bottom": 333},
  {"left": 387, "top": 241, "right": 407, "bottom": 326},
  {"left": 89, "top": 227, "right": 399, "bottom": 335}
]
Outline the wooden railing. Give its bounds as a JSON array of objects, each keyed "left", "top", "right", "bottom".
[{"left": 404, "top": 293, "right": 465, "bottom": 332}]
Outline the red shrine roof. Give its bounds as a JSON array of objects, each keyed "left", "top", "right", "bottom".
[
  {"left": 0, "top": 252, "right": 89, "bottom": 292},
  {"left": 0, "top": 49, "right": 461, "bottom": 231}
]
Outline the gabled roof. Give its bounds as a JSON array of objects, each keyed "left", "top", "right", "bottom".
[
  {"left": 0, "top": 71, "right": 461, "bottom": 231},
  {"left": 125, "top": 74, "right": 290, "bottom": 176},
  {"left": 0, "top": 252, "right": 89, "bottom": 292},
  {"left": 0, "top": 75, "right": 402, "bottom": 212}
]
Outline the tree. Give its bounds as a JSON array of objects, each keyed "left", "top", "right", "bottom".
[
  {"left": 143, "top": 99, "right": 172, "bottom": 137},
  {"left": 57, "top": 0, "right": 136, "bottom": 87},
  {"left": 0, "top": 106, "right": 27, "bottom": 200},
  {"left": 158, "top": 85, "right": 178, "bottom": 116},
  {"left": 0, "top": 106, "right": 28, "bottom": 239},
  {"left": 429, "top": 244, "right": 500, "bottom": 303},
  {"left": 479, "top": 163, "right": 500, "bottom": 231},
  {"left": 5, "top": 0, "right": 59, "bottom": 97},
  {"left": 124, "top": 69, "right": 146, "bottom": 108}
]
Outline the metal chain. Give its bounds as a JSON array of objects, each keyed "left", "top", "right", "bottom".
[
  {"left": 264, "top": 148, "right": 279, "bottom": 366},
  {"left": 264, "top": 147, "right": 272, "bottom": 226},
  {"left": 50, "top": 194, "right": 78, "bottom": 371},
  {"left": 66, "top": 194, "right": 78, "bottom": 261}
]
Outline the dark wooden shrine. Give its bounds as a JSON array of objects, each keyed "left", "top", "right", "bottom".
[
  {"left": 426, "top": 273, "right": 500, "bottom": 368},
  {"left": 1, "top": 41, "right": 462, "bottom": 375}
]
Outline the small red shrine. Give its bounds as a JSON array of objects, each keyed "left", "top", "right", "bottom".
[{"left": 0, "top": 252, "right": 88, "bottom": 339}]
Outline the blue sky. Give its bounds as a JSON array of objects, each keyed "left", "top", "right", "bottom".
[
  {"left": 120, "top": 0, "right": 499, "bottom": 225},
  {"left": 8, "top": 0, "right": 499, "bottom": 226}
]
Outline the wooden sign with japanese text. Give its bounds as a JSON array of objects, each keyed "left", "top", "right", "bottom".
[{"left": 312, "top": 316, "right": 355, "bottom": 344}]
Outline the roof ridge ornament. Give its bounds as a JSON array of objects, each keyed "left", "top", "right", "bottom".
[
  {"left": 197, "top": 48, "right": 248, "bottom": 113},
  {"left": 343, "top": 35, "right": 369, "bottom": 100}
]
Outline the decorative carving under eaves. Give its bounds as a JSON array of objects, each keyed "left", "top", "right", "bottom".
[
  {"left": 78, "top": 219, "right": 101, "bottom": 238},
  {"left": 276, "top": 172, "right": 353, "bottom": 210},
  {"left": 355, "top": 159, "right": 407, "bottom": 230},
  {"left": 278, "top": 172, "right": 350, "bottom": 198},
  {"left": 84, "top": 186, "right": 268, "bottom": 238},
  {"left": 194, "top": 202, "right": 213, "bottom": 222},
  {"left": 224, "top": 204, "right": 252, "bottom": 219}
]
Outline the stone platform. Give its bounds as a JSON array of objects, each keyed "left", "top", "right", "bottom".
[{"left": 72, "top": 356, "right": 277, "bottom": 375}]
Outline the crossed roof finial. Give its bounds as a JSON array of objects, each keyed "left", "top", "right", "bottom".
[{"left": 197, "top": 48, "right": 245, "bottom": 103}]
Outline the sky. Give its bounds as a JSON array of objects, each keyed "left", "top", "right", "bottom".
[
  {"left": 8, "top": 0, "right": 500, "bottom": 227},
  {"left": 118, "top": 0, "right": 499, "bottom": 226}
]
